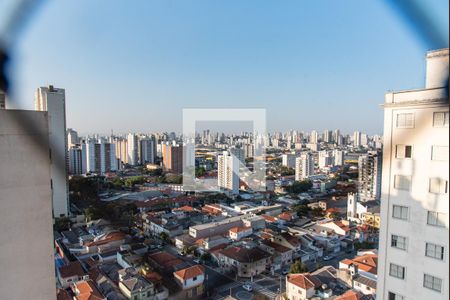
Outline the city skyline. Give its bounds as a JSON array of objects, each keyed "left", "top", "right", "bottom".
[{"left": 3, "top": 0, "right": 448, "bottom": 135}]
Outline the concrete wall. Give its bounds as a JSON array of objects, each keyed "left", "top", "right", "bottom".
[{"left": 0, "top": 110, "right": 56, "bottom": 300}]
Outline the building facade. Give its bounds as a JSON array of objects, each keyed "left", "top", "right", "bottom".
[{"left": 377, "top": 48, "right": 449, "bottom": 300}]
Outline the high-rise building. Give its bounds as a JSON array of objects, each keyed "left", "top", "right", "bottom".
[
  {"left": 35, "top": 85, "right": 69, "bottom": 217},
  {"left": 162, "top": 143, "right": 183, "bottom": 173},
  {"left": 377, "top": 48, "right": 449, "bottom": 300},
  {"left": 318, "top": 150, "right": 334, "bottom": 168},
  {"left": 295, "top": 152, "right": 314, "bottom": 181},
  {"left": 113, "top": 137, "right": 128, "bottom": 166},
  {"left": 323, "top": 130, "right": 332, "bottom": 143},
  {"left": 68, "top": 146, "right": 83, "bottom": 175},
  {"left": 358, "top": 151, "right": 382, "bottom": 202},
  {"left": 310, "top": 130, "right": 319, "bottom": 144},
  {"left": 333, "top": 149, "right": 344, "bottom": 166},
  {"left": 334, "top": 129, "right": 341, "bottom": 145},
  {"left": 282, "top": 153, "right": 296, "bottom": 169},
  {"left": 217, "top": 151, "right": 239, "bottom": 195},
  {"left": 139, "top": 136, "right": 156, "bottom": 164},
  {"left": 83, "top": 139, "right": 117, "bottom": 174},
  {"left": 127, "top": 133, "right": 138, "bottom": 165},
  {"left": 0, "top": 109, "right": 56, "bottom": 300},
  {"left": 229, "top": 147, "right": 245, "bottom": 164},
  {"left": 243, "top": 143, "right": 254, "bottom": 158},
  {"left": 66, "top": 128, "right": 78, "bottom": 149},
  {"left": 353, "top": 131, "right": 361, "bottom": 148}
]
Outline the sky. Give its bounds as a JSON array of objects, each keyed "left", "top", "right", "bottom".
[{"left": 2, "top": 0, "right": 449, "bottom": 135}]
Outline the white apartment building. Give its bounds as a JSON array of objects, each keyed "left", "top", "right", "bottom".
[
  {"left": 68, "top": 146, "right": 83, "bottom": 175},
  {"left": 35, "top": 85, "right": 69, "bottom": 217},
  {"left": 358, "top": 151, "right": 382, "bottom": 202},
  {"left": 67, "top": 128, "right": 78, "bottom": 149},
  {"left": 318, "top": 150, "right": 334, "bottom": 169},
  {"left": 83, "top": 139, "right": 117, "bottom": 174},
  {"left": 295, "top": 152, "right": 314, "bottom": 181},
  {"left": 282, "top": 153, "right": 296, "bottom": 169},
  {"left": 139, "top": 136, "right": 156, "bottom": 164},
  {"left": 333, "top": 149, "right": 344, "bottom": 166},
  {"left": 217, "top": 151, "right": 239, "bottom": 195},
  {"left": 127, "top": 133, "right": 138, "bottom": 165},
  {"left": 353, "top": 131, "right": 361, "bottom": 148},
  {"left": 310, "top": 130, "right": 319, "bottom": 144},
  {"left": 377, "top": 48, "right": 449, "bottom": 300}
]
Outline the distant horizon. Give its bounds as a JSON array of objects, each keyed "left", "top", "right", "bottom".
[{"left": 3, "top": 0, "right": 448, "bottom": 136}]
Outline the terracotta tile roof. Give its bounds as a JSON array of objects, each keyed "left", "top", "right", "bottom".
[
  {"left": 73, "top": 280, "right": 104, "bottom": 300},
  {"left": 148, "top": 251, "right": 183, "bottom": 269},
  {"left": 59, "top": 261, "right": 85, "bottom": 279},
  {"left": 278, "top": 212, "right": 293, "bottom": 221},
  {"left": 261, "top": 240, "right": 292, "bottom": 253},
  {"left": 261, "top": 214, "right": 276, "bottom": 223},
  {"left": 173, "top": 205, "right": 194, "bottom": 212},
  {"left": 287, "top": 273, "right": 321, "bottom": 290},
  {"left": 219, "top": 246, "right": 271, "bottom": 263},
  {"left": 334, "top": 221, "right": 350, "bottom": 232},
  {"left": 86, "top": 232, "right": 126, "bottom": 247},
  {"left": 229, "top": 226, "right": 251, "bottom": 234},
  {"left": 340, "top": 254, "right": 378, "bottom": 275},
  {"left": 174, "top": 265, "right": 205, "bottom": 280}
]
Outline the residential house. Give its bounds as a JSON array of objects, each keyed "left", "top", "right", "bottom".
[
  {"left": 58, "top": 261, "right": 87, "bottom": 288},
  {"left": 217, "top": 246, "right": 271, "bottom": 278},
  {"left": 173, "top": 265, "right": 205, "bottom": 299},
  {"left": 229, "top": 227, "right": 253, "bottom": 241},
  {"left": 71, "top": 279, "right": 106, "bottom": 300},
  {"left": 259, "top": 240, "right": 293, "bottom": 271},
  {"left": 285, "top": 273, "right": 321, "bottom": 300}
]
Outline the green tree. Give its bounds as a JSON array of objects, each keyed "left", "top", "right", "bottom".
[
  {"left": 289, "top": 260, "right": 308, "bottom": 274},
  {"left": 286, "top": 180, "right": 313, "bottom": 194},
  {"left": 54, "top": 217, "right": 71, "bottom": 232},
  {"left": 195, "top": 167, "right": 206, "bottom": 177},
  {"left": 159, "top": 232, "right": 169, "bottom": 242}
]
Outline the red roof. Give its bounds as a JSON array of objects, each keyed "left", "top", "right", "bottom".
[
  {"left": 341, "top": 254, "right": 378, "bottom": 275},
  {"left": 72, "top": 280, "right": 104, "bottom": 300},
  {"left": 287, "top": 273, "right": 321, "bottom": 290},
  {"left": 174, "top": 265, "right": 205, "bottom": 280},
  {"left": 335, "top": 290, "right": 367, "bottom": 300},
  {"left": 59, "top": 261, "right": 85, "bottom": 279}
]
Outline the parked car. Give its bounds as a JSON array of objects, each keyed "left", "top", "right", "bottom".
[{"left": 242, "top": 284, "right": 253, "bottom": 292}]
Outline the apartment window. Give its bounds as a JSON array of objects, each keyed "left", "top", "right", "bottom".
[
  {"left": 396, "top": 145, "right": 412, "bottom": 158},
  {"left": 396, "top": 113, "right": 414, "bottom": 128},
  {"left": 433, "top": 111, "right": 449, "bottom": 127},
  {"left": 392, "top": 205, "right": 408, "bottom": 220},
  {"left": 429, "top": 178, "right": 448, "bottom": 194},
  {"left": 389, "top": 263, "right": 405, "bottom": 279},
  {"left": 423, "top": 274, "right": 442, "bottom": 292},
  {"left": 425, "top": 243, "right": 444, "bottom": 260},
  {"left": 427, "top": 211, "right": 447, "bottom": 227},
  {"left": 431, "top": 146, "right": 449, "bottom": 161},
  {"left": 391, "top": 234, "right": 407, "bottom": 250},
  {"left": 388, "top": 292, "right": 405, "bottom": 300},
  {"left": 394, "top": 175, "right": 411, "bottom": 190}
]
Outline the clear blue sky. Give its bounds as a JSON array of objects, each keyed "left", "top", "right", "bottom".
[{"left": 4, "top": 0, "right": 449, "bottom": 135}]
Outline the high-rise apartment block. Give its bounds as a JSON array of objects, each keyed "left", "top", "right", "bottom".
[
  {"left": 68, "top": 146, "right": 83, "bottom": 175},
  {"left": 139, "top": 136, "right": 156, "bottom": 164},
  {"left": 83, "top": 139, "right": 117, "bottom": 174},
  {"left": 282, "top": 153, "right": 296, "bottom": 169},
  {"left": 295, "top": 152, "right": 314, "bottom": 181},
  {"left": 162, "top": 143, "right": 183, "bottom": 173},
  {"left": 377, "top": 48, "right": 449, "bottom": 300},
  {"left": 217, "top": 151, "right": 239, "bottom": 195},
  {"left": 127, "top": 133, "right": 138, "bottom": 166},
  {"left": 35, "top": 85, "right": 69, "bottom": 217},
  {"left": 358, "top": 151, "right": 382, "bottom": 202}
]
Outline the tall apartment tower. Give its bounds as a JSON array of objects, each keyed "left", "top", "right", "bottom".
[
  {"left": 83, "top": 139, "right": 117, "bottom": 174},
  {"left": 127, "top": 133, "right": 138, "bottom": 165},
  {"left": 68, "top": 146, "right": 83, "bottom": 175},
  {"left": 162, "top": 143, "right": 183, "bottom": 173},
  {"left": 66, "top": 128, "right": 78, "bottom": 149},
  {"left": 310, "top": 130, "right": 319, "bottom": 144},
  {"left": 35, "top": 85, "right": 69, "bottom": 217},
  {"left": 217, "top": 151, "right": 239, "bottom": 195},
  {"left": 353, "top": 131, "right": 361, "bottom": 147},
  {"left": 0, "top": 109, "right": 56, "bottom": 299},
  {"left": 358, "top": 151, "right": 382, "bottom": 202},
  {"left": 282, "top": 153, "right": 296, "bottom": 169},
  {"left": 377, "top": 48, "right": 449, "bottom": 300},
  {"left": 295, "top": 152, "right": 314, "bottom": 181},
  {"left": 229, "top": 147, "right": 245, "bottom": 164},
  {"left": 139, "top": 136, "right": 156, "bottom": 164}
]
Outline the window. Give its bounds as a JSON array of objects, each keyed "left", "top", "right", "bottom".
[
  {"left": 193, "top": 276, "right": 197, "bottom": 281},
  {"left": 433, "top": 111, "right": 449, "bottom": 127},
  {"left": 431, "top": 146, "right": 449, "bottom": 161},
  {"left": 424, "top": 274, "right": 442, "bottom": 292},
  {"left": 427, "top": 211, "right": 447, "bottom": 227},
  {"left": 389, "top": 263, "right": 405, "bottom": 279},
  {"left": 392, "top": 205, "right": 408, "bottom": 220},
  {"left": 425, "top": 243, "right": 444, "bottom": 260},
  {"left": 429, "top": 178, "right": 448, "bottom": 194},
  {"left": 388, "top": 292, "right": 405, "bottom": 300},
  {"left": 394, "top": 175, "right": 411, "bottom": 190},
  {"left": 396, "top": 145, "right": 412, "bottom": 158},
  {"left": 397, "top": 113, "right": 415, "bottom": 128},
  {"left": 391, "top": 234, "right": 407, "bottom": 250}
]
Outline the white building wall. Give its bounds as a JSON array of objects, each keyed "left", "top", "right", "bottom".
[
  {"left": 377, "top": 48, "right": 449, "bottom": 300},
  {"left": 0, "top": 110, "right": 56, "bottom": 300},
  {"left": 35, "top": 86, "right": 69, "bottom": 217}
]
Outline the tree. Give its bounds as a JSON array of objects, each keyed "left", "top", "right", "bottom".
[
  {"left": 54, "top": 217, "right": 71, "bottom": 232},
  {"left": 289, "top": 260, "right": 308, "bottom": 274},
  {"left": 286, "top": 180, "right": 313, "bottom": 194},
  {"left": 159, "top": 232, "right": 169, "bottom": 242},
  {"left": 195, "top": 167, "right": 206, "bottom": 177}
]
